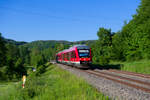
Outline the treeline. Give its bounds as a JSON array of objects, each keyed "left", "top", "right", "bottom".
[
  {"left": 92, "top": 0, "right": 150, "bottom": 65},
  {"left": 0, "top": 36, "right": 66, "bottom": 80},
  {"left": 1, "top": 0, "right": 149, "bottom": 80},
  {"left": 0, "top": 34, "right": 27, "bottom": 80},
  {"left": 0, "top": 34, "right": 95, "bottom": 80}
]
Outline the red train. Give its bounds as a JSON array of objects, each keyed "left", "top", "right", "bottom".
[{"left": 56, "top": 45, "right": 92, "bottom": 68}]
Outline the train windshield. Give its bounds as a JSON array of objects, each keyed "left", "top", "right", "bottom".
[{"left": 78, "top": 49, "right": 90, "bottom": 58}]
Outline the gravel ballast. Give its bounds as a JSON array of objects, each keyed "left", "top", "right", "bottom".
[{"left": 56, "top": 64, "right": 150, "bottom": 100}]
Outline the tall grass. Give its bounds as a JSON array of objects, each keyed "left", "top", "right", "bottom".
[
  {"left": 0, "top": 64, "right": 110, "bottom": 100},
  {"left": 111, "top": 59, "right": 150, "bottom": 74}
]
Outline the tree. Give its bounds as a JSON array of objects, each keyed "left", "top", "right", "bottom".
[
  {"left": 0, "top": 33, "right": 7, "bottom": 67},
  {"left": 30, "top": 47, "right": 46, "bottom": 68},
  {"left": 15, "top": 58, "right": 27, "bottom": 77},
  {"left": 92, "top": 28, "right": 112, "bottom": 65},
  {"left": 119, "top": 0, "right": 150, "bottom": 61},
  {"left": 19, "top": 46, "right": 30, "bottom": 64},
  {"left": 111, "top": 31, "right": 125, "bottom": 61}
]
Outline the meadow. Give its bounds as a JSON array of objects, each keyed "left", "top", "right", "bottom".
[{"left": 0, "top": 64, "right": 110, "bottom": 100}]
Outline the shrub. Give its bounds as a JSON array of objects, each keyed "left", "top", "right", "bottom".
[
  {"left": 35, "top": 65, "right": 47, "bottom": 76},
  {"left": 99, "top": 56, "right": 110, "bottom": 65}
]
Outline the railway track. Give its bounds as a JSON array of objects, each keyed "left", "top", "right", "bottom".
[
  {"left": 94, "top": 70, "right": 150, "bottom": 86},
  {"left": 85, "top": 70, "right": 150, "bottom": 93},
  {"left": 57, "top": 64, "right": 150, "bottom": 99},
  {"left": 109, "top": 69, "right": 150, "bottom": 79},
  {"left": 60, "top": 64, "right": 150, "bottom": 93}
]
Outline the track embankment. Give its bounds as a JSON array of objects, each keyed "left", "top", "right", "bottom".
[{"left": 56, "top": 64, "right": 150, "bottom": 100}]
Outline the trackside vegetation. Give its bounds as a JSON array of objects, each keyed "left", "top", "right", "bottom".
[
  {"left": 0, "top": 0, "right": 150, "bottom": 81},
  {"left": 0, "top": 33, "right": 94, "bottom": 81},
  {"left": 92, "top": 0, "right": 150, "bottom": 65},
  {"left": 0, "top": 64, "right": 110, "bottom": 100},
  {"left": 0, "top": 0, "right": 150, "bottom": 99},
  {"left": 110, "top": 60, "right": 150, "bottom": 74}
]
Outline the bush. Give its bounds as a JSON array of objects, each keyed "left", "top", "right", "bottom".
[
  {"left": 35, "top": 65, "right": 47, "bottom": 76},
  {"left": 0, "top": 71, "right": 3, "bottom": 80},
  {"left": 126, "top": 50, "right": 142, "bottom": 61},
  {"left": 0, "top": 65, "right": 110, "bottom": 100},
  {"left": 99, "top": 56, "right": 110, "bottom": 66},
  {"left": 15, "top": 76, "right": 46, "bottom": 99}
]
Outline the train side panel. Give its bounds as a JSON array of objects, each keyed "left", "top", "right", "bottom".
[{"left": 56, "top": 45, "right": 92, "bottom": 68}]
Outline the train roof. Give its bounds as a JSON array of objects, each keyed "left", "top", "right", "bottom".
[{"left": 56, "top": 45, "right": 90, "bottom": 55}]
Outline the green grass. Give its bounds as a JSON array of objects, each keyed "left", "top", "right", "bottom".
[
  {"left": 0, "top": 81, "right": 18, "bottom": 100},
  {"left": 110, "top": 59, "right": 150, "bottom": 74},
  {"left": 0, "top": 64, "right": 110, "bottom": 100}
]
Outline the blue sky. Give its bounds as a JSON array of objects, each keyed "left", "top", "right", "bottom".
[{"left": 0, "top": 0, "right": 140, "bottom": 42}]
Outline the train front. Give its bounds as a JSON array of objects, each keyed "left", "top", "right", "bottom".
[{"left": 77, "top": 45, "right": 92, "bottom": 67}]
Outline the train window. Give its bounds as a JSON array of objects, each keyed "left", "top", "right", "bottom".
[
  {"left": 78, "top": 49, "right": 90, "bottom": 58},
  {"left": 66, "top": 53, "right": 68, "bottom": 60},
  {"left": 70, "top": 51, "right": 76, "bottom": 58},
  {"left": 74, "top": 51, "right": 76, "bottom": 58},
  {"left": 74, "top": 52, "right": 76, "bottom": 58},
  {"left": 67, "top": 52, "right": 70, "bottom": 60},
  {"left": 69, "top": 52, "right": 71, "bottom": 60},
  {"left": 65, "top": 53, "right": 67, "bottom": 60},
  {"left": 71, "top": 51, "right": 74, "bottom": 58},
  {"left": 64, "top": 53, "right": 66, "bottom": 60},
  {"left": 63, "top": 54, "right": 65, "bottom": 60},
  {"left": 63, "top": 54, "right": 65, "bottom": 59}
]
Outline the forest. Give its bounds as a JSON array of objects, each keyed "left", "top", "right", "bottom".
[
  {"left": 92, "top": 0, "right": 150, "bottom": 65},
  {"left": 0, "top": 0, "right": 150, "bottom": 80},
  {"left": 0, "top": 35, "right": 95, "bottom": 80}
]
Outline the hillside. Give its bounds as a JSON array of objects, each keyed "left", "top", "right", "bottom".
[
  {"left": 5, "top": 39, "right": 27, "bottom": 45},
  {"left": 5, "top": 38, "right": 96, "bottom": 49},
  {"left": 24, "top": 40, "right": 96, "bottom": 49}
]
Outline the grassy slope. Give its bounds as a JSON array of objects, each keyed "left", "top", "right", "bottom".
[
  {"left": 111, "top": 60, "right": 150, "bottom": 74},
  {"left": 0, "top": 64, "right": 109, "bottom": 100},
  {"left": 0, "top": 82, "right": 18, "bottom": 99}
]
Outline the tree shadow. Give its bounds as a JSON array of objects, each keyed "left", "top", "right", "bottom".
[{"left": 90, "top": 63, "right": 123, "bottom": 70}]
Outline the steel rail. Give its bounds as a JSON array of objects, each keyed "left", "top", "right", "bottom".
[
  {"left": 57, "top": 64, "right": 150, "bottom": 93},
  {"left": 86, "top": 70, "right": 150, "bottom": 93},
  {"left": 94, "top": 70, "right": 150, "bottom": 86},
  {"left": 109, "top": 70, "right": 150, "bottom": 79}
]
